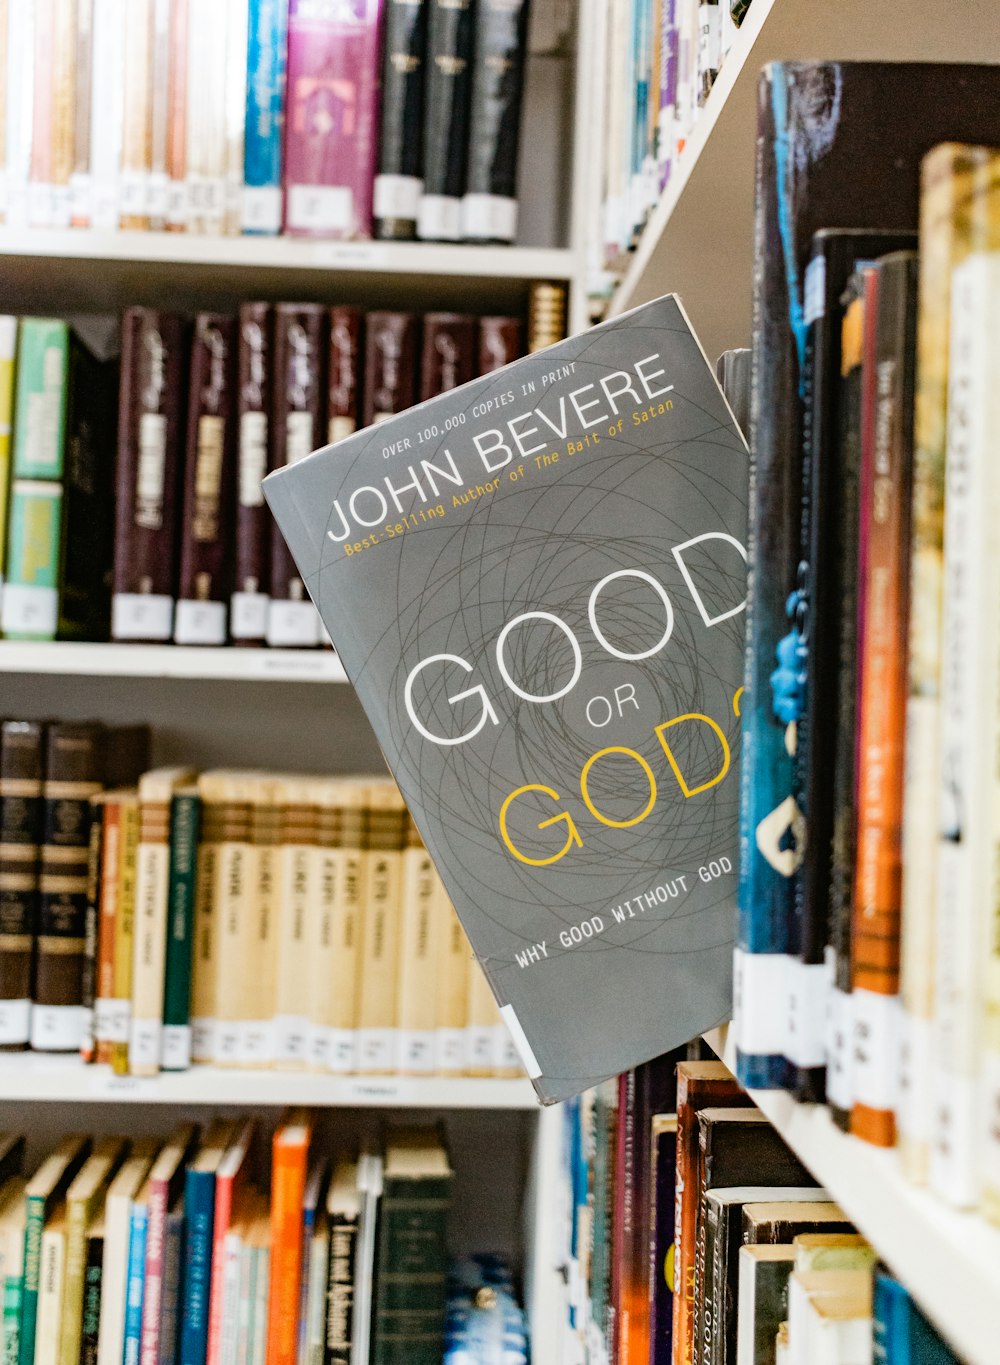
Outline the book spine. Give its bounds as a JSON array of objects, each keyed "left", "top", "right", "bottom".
[
  {"left": 525, "top": 279, "right": 566, "bottom": 352},
  {"left": 465, "top": 952, "right": 497, "bottom": 1078},
  {"left": 274, "top": 792, "right": 316, "bottom": 1067},
  {"left": 190, "top": 790, "right": 219, "bottom": 1064},
  {"left": 282, "top": 0, "right": 382, "bottom": 240},
  {"left": 11, "top": 318, "right": 69, "bottom": 480},
  {"left": 850, "top": 254, "right": 918, "bottom": 1149},
  {"left": 80, "top": 1232, "right": 103, "bottom": 1365},
  {"left": 71, "top": 0, "right": 96, "bottom": 225},
  {"left": 165, "top": 0, "right": 188, "bottom": 230},
  {"left": 323, "top": 1216, "right": 357, "bottom": 1365},
  {"left": 649, "top": 1122, "right": 677, "bottom": 1365},
  {"left": 131, "top": 793, "right": 173, "bottom": 1077},
  {"left": 59, "top": 1197, "right": 90, "bottom": 1365},
  {"left": 89, "top": 0, "right": 125, "bottom": 229},
  {"left": 0, "top": 721, "right": 44, "bottom": 1051},
  {"left": 232, "top": 302, "right": 272, "bottom": 646},
  {"left": 206, "top": 1176, "right": 236, "bottom": 1365},
  {"left": 434, "top": 888, "right": 467, "bottom": 1075},
  {"left": 0, "top": 480, "right": 62, "bottom": 641},
  {"left": 701, "top": 1194, "right": 724, "bottom": 1365},
  {"left": 657, "top": 0, "right": 678, "bottom": 191},
  {"left": 477, "top": 317, "right": 521, "bottom": 375},
  {"left": 199, "top": 2, "right": 227, "bottom": 235},
  {"left": 242, "top": 0, "right": 288, "bottom": 235},
  {"left": 0, "top": 316, "right": 17, "bottom": 589},
  {"left": 123, "top": 1204, "right": 148, "bottom": 1365},
  {"left": 418, "top": 314, "right": 476, "bottom": 402},
  {"left": 112, "top": 309, "right": 187, "bottom": 644},
  {"left": 49, "top": 0, "right": 75, "bottom": 227},
  {"left": 303, "top": 1225, "right": 327, "bottom": 1365},
  {"left": 245, "top": 786, "right": 279, "bottom": 1068},
  {"left": 161, "top": 792, "right": 200, "bottom": 1071},
  {"left": 79, "top": 796, "right": 103, "bottom": 1063},
  {"left": 35, "top": 1220, "right": 65, "bottom": 1365},
  {"left": 147, "top": 0, "right": 170, "bottom": 228},
  {"left": 4, "top": 0, "right": 35, "bottom": 229},
  {"left": 111, "top": 798, "right": 139, "bottom": 1075},
  {"left": 395, "top": 820, "right": 437, "bottom": 1073},
  {"left": 326, "top": 308, "right": 362, "bottom": 447},
  {"left": 266, "top": 1138, "right": 307, "bottom": 1365},
  {"left": 373, "top": 0, "right": 428, "bottom": 241},
  {"left": 212, "top": 787, "right": 254, "bottom": 1066},
  {"left": 417, "top": 0, "right": 473, "bottom": 241},
  {"left": 120, "top": 0, "right": 152, "bottom": 228},
  {"left": 320, "top": 798, "right": 362, "bottom": 1074},
  {"left": 266, "top": 305, "right": 324, "bottom": 647},
  {"left": 18, "top": 1194, "right": 45, "bottom": 1365},
  {"left": 461, "top": 0, "right": 530, "bottom": 243},
  {"left": 370, "top": 1174, "right": 450, "bottom": 1365},
  {"left": 307, "top": 801, "right": 339, "bottom": 1071},
  {"left": 356, "top": 799, "right": 407, "bottom": 1074},
  {"left": 180, "top": 1171, "right": 215, "bottom": 1365},
  {"left": 94, "top": 799, "right": 121, "bottom": 1065},
  {"left": 28, "top": 0, "right": 54, "bottom": 227},
  {"left": 158, "top": 1211, "right": 183, "bottom": 1365},
  {"left": 361, "top": 313, "right": 417, "bottom": 427},
  {"left": 32, "top": 724, "right": 103, "bottom": 1051},
  {"left": 222, "top": 0, "right": 247, "bottom": 236},
  {"left": 175, "top": 313, "right": 237, "bottom": 646}
]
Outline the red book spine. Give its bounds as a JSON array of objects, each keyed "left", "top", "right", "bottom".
[
  {"left": 478, "top": 316, "right": 522, "bottom": 374},
  {"left": 112, "top": 309, "right": 188, "bottom": 642},
  {"left": 326, "top": 307, "right": 363, "bottom": 445},
  {"left": 139, "top": 1174, "right": 170, "bottom": 1365},
  {"left": 610, "top": 1068, "right": 632, "bottom": 1361},
  {"left": 362, "top": 312, "right": 418, "bottom": 426},
  {"left": 232, "top": 303, "right": 273, "bottom": 645},
  {"left": 419, "top": 313, "right": 476, "bottom": 401},
  {"left": 205, "top": 1169, "right": 235, "bottom": 1365},
  {"left": 175, "top": 313, "right": 237, "bottom": 646}
]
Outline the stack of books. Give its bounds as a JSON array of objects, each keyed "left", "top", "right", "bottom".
[
  {"left": 1, "top": 0, "right": 533, "bottom": 244},
  {"left": 0, "top": 1117, "right": 459, "bottom": 1365},
  {"left": 0, "top": 718, "right": 522, "bottom": 1078}
]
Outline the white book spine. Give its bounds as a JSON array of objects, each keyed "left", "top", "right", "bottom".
[
  {"left": 89, "top": 0, "right": 125, "bottom": 228},
  {"left": 222, "top": 0, "right": 247, "bottom": 236},
  {"left": 5, "top": 0, "right": 35, "bottom": 227},
  {"left": 35, "top": 1224, "right": 65, "bottom": 1365},
  {"left": 97, "top": 1195, "right": 130, "bottom": 1365},
  {"left": 130, "top": 838, "right": 170, "bottom": 1076}
]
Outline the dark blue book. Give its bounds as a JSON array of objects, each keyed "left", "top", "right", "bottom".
[
  {"left": 123, "top": 1191, "right": 149, "bottom": 1365},
  {"left": 649, "top": 1115, "right": 677, "bottom": 1365},
  {"left": 873, "top": 1267, "right": 956, "bottom": 1364}
]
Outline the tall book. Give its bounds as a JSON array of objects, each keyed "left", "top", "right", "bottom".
[
  {"left": 203, "top": 771, "right": 255, "bottom": 1067},
  {"left": 10, "top": 318, "right": 68, "bottom": 481},
  {"left": 232, "top": 303, "right": 272, "bottom": 646},
  {"left": 58, "top": 1136, "right": 126, "bottom": 1365},
  {"left": 119, "top": 0, "right": 152, "bottom": 228},
  {"left": 737, "top": 63, "right": 1000, "bottom": 1097},
  {"left": 396, "top": 814, "right": 438, "bottom": 1073},
  {"left": 4, "top": 0, "right": 35, "bottom": 229},
  {"left": 324, "top": 1158, "right": 359, "bottom": 1365},
  {"left": 161, "top": 785, "right": 201, "bottom": 1071},
  {"left": 649, "top": 1114, "right": 678, "bottom": 1365},
  {"left": 306, "top": 778, "right": 358, "bottom": 1071},
  {"left": 222, "top": 0, "right": 248, "bottom": 237},
  {"left": 175, "top": 313, "right": 237, "bottom": 647},
  {"left": 419, "top": 314, "right": 476, "bottom": 402},
  {"left": 361, "top": 312, "right": 417, "bottom": 426},
  {"left": 80, "top": 1212, "right": 104, "bottom": 1365},
  {"left": 900, "top": 144, "right": 1000, "bottom": 1187},
  {"left": 243, "top": 0, "right": 288, "bottom": 235},
  {"left": 19, "top": 1135, "right": 90, "bottom": 1365},
  {"left": 418, "top": 0, "right": 474, "bottom": 241},
  {"left": 181, "top": 1122, "right": 238, "bottom": 1365},
  {"left": 112, "top": 309, "right": 188, "bottom": 643},
  {"left": 185, "top": 0, "right": 226, "bottom": 234},
  {"left": 138, "top": 1124, "right": 197, "bottom": 1365},
  {"left": 477, "top": 316, "right": 521, "bottom": 375},
  {"left": 97, "top": 1139, "right": 159, "bottom": 1365},
  {"left": 94, "top": 792, "right": 126, "bottom": 1065},
  {"left": 282, "top": 0, "right": 383, "bottom": 239},
  {"left": 123, "top": 1178, "right": 150, "bottom": 1365},
  {"left": 206, "top": 1120, "right": 254, "bottom": 1365},
  {"left": 273, "top": 778, "right": 317, "bottom": 1068},
  {"left": 35, "top": 1202, "right": 68, "bottom": 1365},
  {"left": 190, "top": 772, "right": 224, "bottom": 1064},
  {"left": 245, "top": 776, "right": 280, "bottom": 1068},
  {"left": 147, "top": 0, "right": 170, "bottom": 230},
  {"left": 263, "top": 292, "right": 749, "bottom": 1103},
  {"left": 370, "top": 1129, "right": 452, "bottom": 1365},
  {"left": 326, "top": 306, "right": 362, "bottom": 447},
  {"left": 89, "top": 0, "right": 126, "bottom": 230},
  {"left": 265, "top": 1109, "right": 312, "bottom": 1365},
  {"left": 736, "top": 1245, "right": 795, "bottom": 1365},
  {"left": 266, "top": 303, "right": 324, "bottom": 648},
  {"left": 356, "top": 783, "right": 408, "bottom": 1074},
  {"left": 374, "top": 0, "right": 428, "bottom": 241},
  {"left": 1, "top": 480, "right": 61, "bottom": 641},
  {"left": 0, "top": 314, "right": 17, "bottom": 600},
  {"left": 434, "top": 879, "right": 468, "bottom": 1075},
  {"left": 110, "top": 791, "right": 141, "bottom": 1075},
  {"left": 165, "top": 0, "right": 188, "bottom": 231},
  {"left": 27, "top": 0, "right": 54, "bottom": 229},
  {"left": 849, "top": 251, "right": 918, "bottom": 1150},
  {"left": 0, "top": 722, "right": 44, "bottom": 1051},
  {"left": 461, "top": 0, "right": 531, "bottom": 243}
]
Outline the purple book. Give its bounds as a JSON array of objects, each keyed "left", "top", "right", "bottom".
[
  {"left": 659, "top": 0, "right": 679, "bottom": 190},
  {"left": 282, "top": 0, "right": 384, "bottom": 240}
]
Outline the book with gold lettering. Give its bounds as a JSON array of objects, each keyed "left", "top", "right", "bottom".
[{"left": 264, "top": 295, "right": 748, "bottom": 1103}]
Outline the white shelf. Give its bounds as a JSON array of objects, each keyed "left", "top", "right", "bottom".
[
  {"left": 609, "top": 0, "right": 1000, "bottom": 359},
  {"left": 0, "top": 641, "right": 349, "bottom": 683},
  {"left": 705, "top": 1025, "right": 1000, "bottom": 1365},
  {"left": 0, "top": 1054, "right": 537, "bottom": 1109}
]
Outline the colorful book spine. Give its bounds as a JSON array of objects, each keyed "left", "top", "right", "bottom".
[
  {"left": 418, "top": 0, "right": 474, "bottom": 241},
  {"left": 243, "top": 0, "right": 288, "bottom": 235},
  {"left": 10, "top": 318, "right": 68, "bottom": 481},
  {"left": 111, "top": 795, "right": 140, "bottom": 1076},
  {"left": 0, "top": 314, "right": 15, "bottom": 599},
  {"left": 161, "top": 789, "right": 200, "bottom": 1071},
  {"left": 158, "top": 1207, "right": 184, "bottom": 1365},
  {"left": 266, "top": 1113, "right": 311, "bottom": 1365},
  {"left": 232, "top": 302, "right": 271, "bottom": 646},
  {"left": 0, "top": 722, "right": 43, "bottom": 1051},
  {"left": 20, "top": 1138, "right": 89, "bottom": 1365},
  {"left": 282, "top": 0, "right": 383, "bottom": 239},
  {"left": 180, "top": 1168, "right": 217, "bottom": 1365},
  {"left": 373, "top": 0, "right": 427, "bottom": 241},
  {"left": 89, "top": 0, "right": 126, "bottom": 229},
  {"left": 462, "top": 0, "right": 530, "bottom": 243},
  {"left": 123, "top": 1198, "right": 148, "bottom": 1365},
  {"left": 78, "top": 795, "right": 104, "bottom": 1064},
  {"left": 649, "top": 1116, "right": 677, "bottom": 1365},
  {"left": 80, "top": 1222, "right": 103, "bottom": 1365}
]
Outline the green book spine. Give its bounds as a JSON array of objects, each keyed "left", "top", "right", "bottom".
[
  {"left": 79, "top": 1235, "right": 102, "bottom": 1365},
  {"left": 371, "top": 1175, "right": 450, "bottom": 1365},
  {"left": 161, "top": 791, "right": 201, "bottom": 1071},
  {"left": 2, "top": 1276, "right": 21, "bottom": 1365},
  {"left": 11, "top": 319, "right": 69, "bottom": 480},
  {"left": 2, "top": 480, "right": 62, "bottom": 640},
  {"left": 18, "top": 1195, "right": 45, "bottom": 1365}
]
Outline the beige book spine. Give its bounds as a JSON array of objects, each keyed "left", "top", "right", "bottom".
[
  {"left": 36, "top": 1212, "right": 67, "bottom": 1365},
  {"left": 212, "top": 775, "right": 256, "bottom": 1068},
  {"left": 183, "top": 0, "right": 207, "bottom": 231},
  {"left": 222, "top": 0, "right": 246, "bottom": 235},
  {"left": 191, "top": 773, "right": 221, "bottom": 1063},
  {"left": 110, "top": 797, "right": 139, "bottom": 1076},
  {"left": 465, "top": 953, "right": 498, "bottom": 1078},
  {"left": 69, "top": 0, "right": 92, "bottom": 225},
  {"left": 49, "top": 0, "right": 75, "bottom": 227},
  {"left": 395, "top": 817, "right": 437, "bottom": 1075},
  {"left": 316, "top": 781, "right": 365, "bottom": 1075},
  {"left": 307, "top": 779, "right": 339, "bottom": 1072},
  {"left": 165, "top": 0, "right": 187, "bottom": 228},
  {"left": 29, "top": 0, "right": 54, "bottom": 226},
  {"left": 356, "top": 783, "right": 407, "bottom": 1074},
  {"left": 147, "top": 0, "right": 170, "bottom": 227},
  {"left": 245, "top": 776, "right": 280, "bottom": 1067},
  {"left": 273, "top": 778, "right": 318, "bottom": 1068},
  {"left": 119, "top": 0, "right": 151, "bottom": 228},
  {"left": 435, "top": 879, "right": 468, "bottom": 1075}
]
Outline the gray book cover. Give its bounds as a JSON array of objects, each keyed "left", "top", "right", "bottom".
[{"left": 263, "top": 295, "right": 748, "bottom": 1104}]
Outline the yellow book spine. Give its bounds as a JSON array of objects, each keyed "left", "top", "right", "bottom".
[
  {"left": 119, "top": 0, "right": 151, "bottom": 228},
  {"left": 110, "top": 797, "right": 138, "bottom": 1077},
  {"left": 49, "top": 0, "right": 76, "bottom": 227},
  {"left": 213, "top": 779, "right": 255, "bottom": 1068},
  {"left": 191, "top": 779, "right": 221, "bottom": 1063},
  {"left": 435, "top": 881, "right": 468, "bottom": 1075},
  {"left": 355, "top": 785, "right": 407, "bottom": 1075},
  {"left": 273, "top": 781, "right": 318, "bottom": 1069},
  {"left": 245, "top": 778, "right": 280, "bottom": 1068}
]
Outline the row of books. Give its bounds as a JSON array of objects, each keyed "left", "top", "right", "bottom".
[
  {"left": 0, "top": 1116, "right": 472, "bottom": 1365},
  {"left": 0, "top": 285, "right": 567, "bottom": 648},
  {"left": 2, "top": 0, "right": 533, "bottom": 245},
  {"left": 0, "top": 719, "right": 522, "bottom": 1079},
  {"left": 595, "top": 0, "right": 753, "bottom": 280},
  {"left": 560, "top": 1057, "right": 957, "bottom": 1365},
  {"left": 735, "top": 63, "right": 1000, "bottom": 1221}
]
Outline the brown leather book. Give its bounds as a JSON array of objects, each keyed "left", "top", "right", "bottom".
[
  {"left": 174, "top": 313, "right": 237, "bottom": 646},
  {"left": 526, "top": 280, "right": 567, "bottom": 352},
  {"left": 362, "top": 312, "right": 418, "bottom": 426},
  {"left": 267, "top": 303, "right": 326, "bottom": 647},
  {"left": 111, "top": 308, "right": 188, "bottom": 642},
  {"left": 0, "top": 721, "right": 45, "bottom": 1051},
  {"left": 327, "top": 307, "right": 363, "bottom": 446},
  {"left": 232, "top": 303, "right": 272, "bottom": 646},
  {"left": 419, "top": 313, "right": 476, "bottom": 401},
  {"left": 32, "top": 722, "right": 105, "bottom": 1052},
  {"left": 478, "top": 316, "right": 522, "bottom": 375}
]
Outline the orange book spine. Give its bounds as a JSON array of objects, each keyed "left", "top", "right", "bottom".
[
  {"left": 166, "top": 0, "right": 189, "bottom": 229},
  {"left": 266, "top": 1120, "right": 310, "bottom": 1365},
  {"left": 50, "top": 0, "right": 76, "bottom": 226},
  {"left": 29, "top": 0, "right": 55, "bottom": 226},
  {"left": 94, "top": 799, "right": 122, "bottom": 1066}
]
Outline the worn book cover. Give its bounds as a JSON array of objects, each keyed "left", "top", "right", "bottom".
[{"left": 264, "top": 294, "right": 748, "bottom": 1104}]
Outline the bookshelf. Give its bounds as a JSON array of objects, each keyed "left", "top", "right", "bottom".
[
  {"left": 705, "top": 1026, "right": 1000, "bottom": 1365},
  {"left": 0, "top": 641, "right": 350, "bottom": 683}
]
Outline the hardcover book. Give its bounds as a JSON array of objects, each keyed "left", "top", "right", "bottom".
[
  {"left": 374, "top": 0, "right": 427, "bottom": 240},
  {"left": 461, "top": 0, "right": 531, "bottom": 243},
  {"left": 233, "top": 303, "right": 272, "bottom": 646},
  {"left": 263, "top": 293, "right": 749, "bottom": 1103}
]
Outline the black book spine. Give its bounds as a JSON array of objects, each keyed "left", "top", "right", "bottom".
[
  {"left": 80, "top": 1228, "right": 104, "bottom": 1365},
  {"left": 324, "top": 1215, "right": 358, "bottom": 1365},
  {"left": 0, "top": 721, "right": 45, "bottom": 1050},
  {"left": 461, "top": 0, "right": 531, "bottom": 243},
  {"left": 417, "top": 0, "right": 475, "bottom": 242},
  {"left": 374, "top": 0, "right": 429, "bottom": 241}
]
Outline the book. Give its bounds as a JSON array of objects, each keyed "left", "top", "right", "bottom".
[
  {"left": 715, "top": 348, "right": 750, "bottom": 438},
  {"left": 119, "top": 0, "right": 152, "bottom": 229},
  {"left": 147, "top": 0, "right": 170, "bottom": 230},
  {"left": 191, "top": 773, "right": 222, "bottom": 1064},
  {"left": 111, "top": 308, "right": 187, "bottom": 643},
  {"left": 742, "top": 1201, "right": 852, "bottom": 1246},
  {"left": 222, "top": 0, "right": 247, "bottom": 237},
  {"left": 478, "top": 317, "right": 522, "bottom": 376},
  {"left": 356, "top": 783, "right": 407, "bottom": 1074},
  {"left": 0, "top": 1175, "right": 26, "bottom": 1365},
  {"left": 872, "top": 1268, "right": 956, "bottom": 1365},
  {"left": 27, "top": 0, "right": 54, "bottom": 229},
  {"left": 395, "top": 815, "right": 438, "bottom": 1073},
  {"left": 787, "top": 1269, "right": 872, "bottom": 1365},
  {"left": 209, "top": 772, "right": 256, "bottom": 1068},
  {"left": 80, "top": 1212, "right": 104, "bottom": 1365},
  {"left": 181, "top": 1121, "right": 237, "bottom": 1365},
  {"left": 262, "top": 292, "right": 749, "bottom": 1105},
  {"left": 161, "top": 786, "right": 201, "bottom": 1071},
  {"left": 123, "top": 1179, "right": 150, "bottom": 1365},
  {"left": 35, "top": 1202, "right": 67, "bottom": 1365},
  {"left": 418, "top": 0, "right": 474, "bottom": 241},
  {"left": 243, "top": 0, "right": 288, "bottom": 235},
  {"left": 267, "top": 303, "right": 325, "bottom": 648},
  {"left": 649, "top": 1114, "right": 677, "bottom": 1365},
  {"left": 351, "top": 1150, "right": 382, "bottom": 1365},
  {"left": 792, "top": 1233, "right": 874, "bottom": 1274},
  {"left": 0, "top": 721, "right": 44, "bottom": 1051},
  {"left": 272, "top": 778, "right": 317, "bottom": 1068},
  {"left": 295, "top": 1158, "right": 328, "bottom": 1365},
  {"left": 89, "top": 0, "right": 126, "bottom": 230},
  {"left": 165, "top": 0, "right": 188, "bottom": 230},
  {"left": 111, "top": 792, "right": 140, "bottom": 1075},
  {"left": 10, "top": 318, "right": 67, "bottom": 481},
  {"left": 139, "top": 1124, "right": 197, "bottom": 1365},
  {"left": 246, "top": 776, "right": 281, "bottom": 1069},
  {"left": 525, "top": 279, "right": 566, "bottom": 351},
  {"left": 1, "top": 479, "right": 62, "bottom": 641},
  {"left": 419, "top": 314, "right": 476, "bottom": 402},
  {"left": 205, "top": 1120, "right": 255, "bottom": 1365},
  {"left": 461, "top": 0, "right": 531, "bottom": 243},
  {"left": 19, "top": 1134, "right": 90, "bottom": 1365},
  {"left": 374, "top": 0, "right": 427, "bottom": 240},
  {"left": 736, "top": 1245, "right": 795, "bottom": 1365},
  {"left": 370, "top": 1128, "right": 452, "bottom": 1365},
  {"left": 232, "top": 302, "right": 272, "bottom": 646},
  {"left": 265, "top": 1108, "right": 312, "bottom": 1365},
  {"left": 434, "top": 882, "right": 469, "bottom": 1075},
  {"left": 362, "top": 312, "right": 418, "bottom": 426},
  {"left": 158, "top": 1201, "right": 184, "bottom": 1365},
  {"left": 94, "top": 792, "right": 124, "bottom": 1066},
  {"left": 324, "top": 1158, "right": 359, "bottom": 1365},
  {"left": 326, "top": 306, "right": 362, "bottom": 446},
  {"left": 282, "top": 0, "right": 383, "bottom": 240},
  {"left": 302, "top": 1196, "right": 328, "bottom": 1365},
  {"left": 59, "top": 1136, "right": 126, "bottom": 1365},
  {"left": 186, "top": 0, "right": 227, "bottom": 234},
  {"left": 0, "top": 316, "right": 18, "bottom": 603},
  {"left": 175, "top": 313, "right": 237, "bottom": 646},
  {"left": 97, "top": 1139, "right": 159, "bottom": 1365}
]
